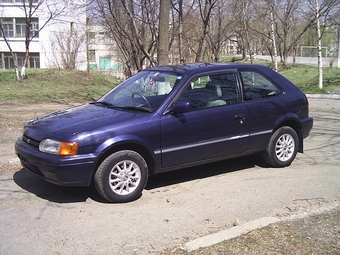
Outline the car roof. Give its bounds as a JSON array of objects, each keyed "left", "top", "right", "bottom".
[{"left": 144, "top": 62, "right": 271, "bottom": 75}]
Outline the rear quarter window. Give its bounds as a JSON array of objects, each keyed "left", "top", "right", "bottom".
[{"left": 240, "top": 69, "right": 283, "bottom": 101}]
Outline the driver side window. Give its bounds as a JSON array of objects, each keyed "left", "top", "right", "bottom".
[{"left": 177, "top": 72, "right": 240, "bottom": 110}]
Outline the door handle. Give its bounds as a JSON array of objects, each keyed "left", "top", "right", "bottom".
[{"left": 235, "top": 114, "right": 246, "bottom": 120}]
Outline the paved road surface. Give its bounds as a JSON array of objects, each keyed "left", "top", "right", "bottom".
[{"left": 0, "top": 98, "right": 339, "bottom": 254}]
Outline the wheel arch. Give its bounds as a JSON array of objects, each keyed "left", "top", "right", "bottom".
[
  {"left": 93, "top": 142, "right": 157, "bottom": 179},
  {"left": 273, "top": 118, "right": 304, "bottom": 153}
]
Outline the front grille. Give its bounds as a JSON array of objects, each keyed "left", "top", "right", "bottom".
[{"left": 22, "top": 135, "right": 40, "bottom": 150}]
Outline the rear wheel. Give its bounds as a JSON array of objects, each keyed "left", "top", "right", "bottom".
[
  {"left": 94, "top": 150, "right": 148, "bottom": 203},
  {"left": 263, "top": 126, "right": 298, "bottom": 167}
]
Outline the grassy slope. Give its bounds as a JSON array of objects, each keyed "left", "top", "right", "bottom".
[
  {"left": 0, "top": 69, "right": 121, "bottom": 104},
  {"left": 280, "top": 66, "right": 340, "bottom": 94}
]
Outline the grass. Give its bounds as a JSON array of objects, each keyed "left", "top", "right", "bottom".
[
  {"left": 1, "top": 64, "right": 339, "bottom": 105},
  {"left": 0, "top": 69, "right": 121, "bottom": 104},
  {"left": 280, "top": 66, "right": 340, "bottom": 94}
]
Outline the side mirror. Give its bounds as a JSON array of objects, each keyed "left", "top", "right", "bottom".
[{"left": 167, "top": 101, "right": 190, "bottom": 114}]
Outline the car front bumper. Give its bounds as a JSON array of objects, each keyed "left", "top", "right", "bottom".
[{"left": 15, "top": 138, "right": 97, "bottom": 186}]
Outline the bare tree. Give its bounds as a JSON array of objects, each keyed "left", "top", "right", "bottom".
[
  {"left": 171, "top": 0, "right": 184, "bottom": 63},
  {"left": 195, "top": 0, "right": 216, "bottom": 62},
  {"left": 171, "top": 0, "right": 196, "bottom": 63},
  {"left": 270, "top": 0, "right": 302, "bottom": 64},
  {"left": 51, "top": 30, "right": 86, "bottom": 69},
  {"left": 206, "top": 1, "right": 234, "bottom": 62},
  {"left": 90, "top": 0, "right": 159, "bottom": 76},
  {"left": 228, "top": 0, "right": 258, "bottom": 61},
  {"left": 306, "top": 0, "right": 340, "bottom": 88},
  {"left": 86, "top": 0, "right": 339, "bottom": 73}
]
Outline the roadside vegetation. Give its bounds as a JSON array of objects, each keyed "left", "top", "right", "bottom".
[
  {"left": 0, "top": 69, "right": 121, "bottom": 104},
  {"left": 1, "top": 63, "right": 340, "bottom": 105}
]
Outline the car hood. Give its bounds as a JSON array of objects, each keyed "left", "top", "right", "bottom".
[{"left": 24, "top": 103, "right": 149, "bottom": 141}]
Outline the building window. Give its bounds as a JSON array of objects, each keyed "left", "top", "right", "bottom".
[
  {"left": 15, "top": 18, "right": 26, "bottom": 37},
  {"left": 0, "top": 17, "right": 38, "bottom": 38},
  {"left": 98, "top": 32, "right": 111, "bottom": 44},
  {"left": 88, "top": 50, "right": 95, "bottom": 62},
  {"left": 3, "top": 53, "right": 14, "bottom": 69},
  {"left": 88, "top": 32, "right": 95, "bottom": 44},
  {"left": 29, "top": 53, "right": 40, "bottom": 68},
  {"left": 0, "top": 52, "right": 40, "bottom": 69},
  {"left": 70, "top": 22, "right": 74, "bottom": 34},
  {"left": 1, "top": 18, "right": 14, "bottom": 38},
  {"left": 30, "top": 18, "right": 39, "bottom": 38}
]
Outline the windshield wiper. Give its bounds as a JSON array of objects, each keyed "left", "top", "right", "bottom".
[
  {"left": 91, "top": 101, "right": 152, "bottom": 113},
  {"left": 119, "top": 106, "right": 153, "bottom": 113},
  {"left": 90, "top": 101, "right": 114, "bottom": 107}
]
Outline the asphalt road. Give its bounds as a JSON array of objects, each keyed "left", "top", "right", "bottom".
[{"left": 0, "top": 98, "right": 339, "bottom": 254}]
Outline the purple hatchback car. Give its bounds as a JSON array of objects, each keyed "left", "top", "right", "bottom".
[{"left": 15, "top": 63, "right": 313, "bottom": 202}]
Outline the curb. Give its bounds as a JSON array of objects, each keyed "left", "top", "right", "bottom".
[
  {"left": 182, "top": 217, "right": 280, "bottom": 252},
  {"left": 181, "top": 204, "right": 339, "bottom": 252},
  {"left": 306, "top": 94, "right": 340, "bottom": 99}
]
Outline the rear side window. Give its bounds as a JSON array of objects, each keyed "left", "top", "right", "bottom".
[{"left": 240, "top": 70, "right": 283, "bottom": 101}]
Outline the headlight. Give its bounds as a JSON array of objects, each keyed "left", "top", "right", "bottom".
[{"left": 39, "top": 139, "right": 78, "bottom": 156}]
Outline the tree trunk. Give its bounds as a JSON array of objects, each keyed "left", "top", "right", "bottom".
[
  {"left": 21, "top": 48, "right": 30, "bottom": 79},
  {"left": 178, "top": 0, "right": 184, "bottom": 63},
  {"left": 242, "top": 2, "right": 253, "bottom": 63},
  {"left": 195, "top": 0, "right": 212, "bottom": 62},
  {"left": 270, "top": 11, "right": 278, "bottom": 72},
  {"left": 0, "top": 22, "right": 20, "bottom": 80},
  {"left": 316, "top": 0, "right": 323, "bottom": 89},
  {"left": 158, "top": 0, "right": 171, "bottom": 65}
]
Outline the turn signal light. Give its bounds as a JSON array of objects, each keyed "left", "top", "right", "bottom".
[{"left": 59, "top": 142, "right": 79, "bottom": 156}]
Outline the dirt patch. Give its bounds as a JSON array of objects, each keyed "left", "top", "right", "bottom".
[
  {"left": 0, "top": 103, "right": 71, "bottom": 167},
  {"left": 0, "top": 103, "right": 71, "bottom": 131}
]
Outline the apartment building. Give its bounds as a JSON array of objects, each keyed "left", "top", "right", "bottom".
[
  {"left": 87, "top": 24, "right": 123, "bottom": 77},
  {"left": 0, "top": 0, "right": 87, "bottom": 70}
]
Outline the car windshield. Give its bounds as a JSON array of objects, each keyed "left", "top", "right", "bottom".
[{"left": 96, "top": 70, "right": 183, "bottom": 112}]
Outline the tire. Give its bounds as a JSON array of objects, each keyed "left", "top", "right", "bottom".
[
  {"left": 94, "top": 150, "right": 148, "bottom": 203},
  {"left": 263, "top": 126, "right": 298, "bottom": 167}
]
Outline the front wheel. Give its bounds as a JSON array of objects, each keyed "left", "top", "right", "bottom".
[
  {"left": 263, "top": 126, "right": 298, "bottom": 167},
  {"left": 94, "top": 150, "right": 148, "bottom": 203}
]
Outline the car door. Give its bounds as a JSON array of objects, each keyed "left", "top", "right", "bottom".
[
  {"left": 159, "top": 71, "right": 250, "bottom": 169},
  {"left": 239, "top": 68, "right": 286, "bottom": 151}
]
